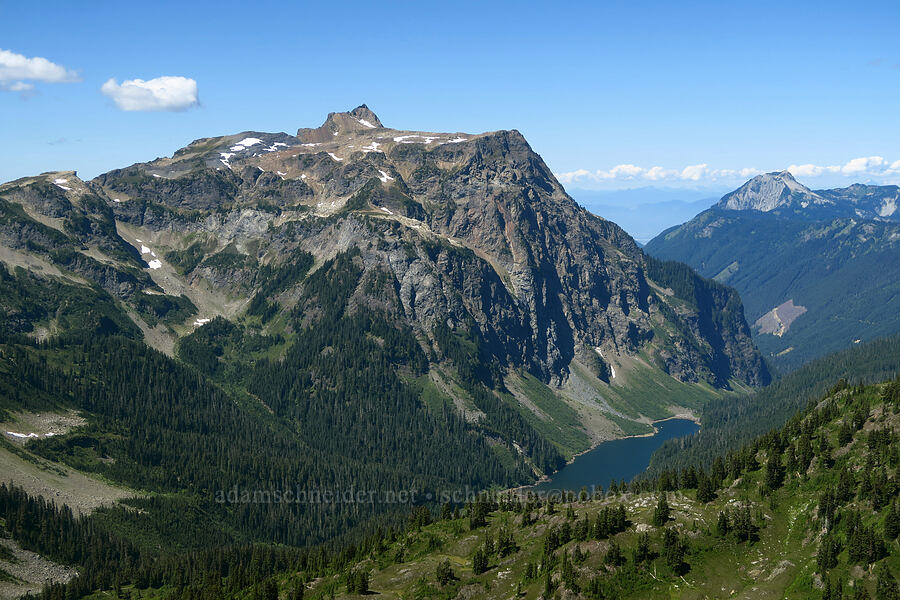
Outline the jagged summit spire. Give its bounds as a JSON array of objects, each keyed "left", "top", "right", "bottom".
[
  {"left": 347, "top": 104, "right": 382, "bottom": 128},
  {"left": 296, "top": 104, "right": 384, "bottom": 142}
]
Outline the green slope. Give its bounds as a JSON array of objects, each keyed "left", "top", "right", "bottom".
[
  {"left": 647, "top": 332, "right": 900, "bottom": 477},
  {"left": 0, "top": 255, "right": 532, "bottom": 555},
  {"left": 27, "top": 376, "right": 896, "bottom": 600}
]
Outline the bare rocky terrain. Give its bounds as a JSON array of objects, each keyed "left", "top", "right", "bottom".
[
  {"left": 754, "top": 299, "right": 807, "bottom": 337},
  {"left": 0, "top": 537, "right": 77, "bottom": 600}
]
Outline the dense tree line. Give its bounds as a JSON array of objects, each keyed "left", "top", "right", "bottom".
[
  {"left": 647, "top": 333, "right": 900, "bottom": 478},
  {"left": 0, "top": 262, "right": 140, "bottom": 347},
  {"left": 2, "top": 249, "right": 537, "bottom": 555},
  {"left": 245, "top": 247, "right": 315, "bottom": 321},
  {"left": 433, "top": 320, "right": 565, "bottom": 474},
  {"left": 7, "top": 374, "right": 899, "bottom": 598}
]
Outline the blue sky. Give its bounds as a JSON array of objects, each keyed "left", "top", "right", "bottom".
[{"left": 2, "top": 0, "right": 900, "bottom": 193}]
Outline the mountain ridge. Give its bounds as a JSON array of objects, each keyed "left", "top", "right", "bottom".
[
  {"left": 78, "top": 105, "right": 768, "bottom": 385},
  {"left": 2, "top": 106, "right": 768, "bottom": 490},
  {"left": 646, "top": 172, "right": 900, "bottom": 372},
  {"left": 716, "top": 169, "right": 899, "bottom": 221},
  {"left": 717, "top": 170, "right": 829, "bottom": 212}
]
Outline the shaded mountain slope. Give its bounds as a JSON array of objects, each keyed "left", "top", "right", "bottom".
[{"left": 646, "top": 171, "right": 900, "bottom": 372}]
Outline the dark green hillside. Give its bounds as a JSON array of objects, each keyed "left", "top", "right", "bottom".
[
  {"left": 0, "top": 260, "right": 532, "bottom": 555},
  {"left": 645, "top": 256, "right": 768, "bottom": 387},
  {"left": 16, "top": 375, "right": 898, "bottom": 600},
  {"left": 647, "top": 333, "right": 900, "bottom": 477},
  {"left": 646, "top": 208, "right": 900, "bottom": 373}
]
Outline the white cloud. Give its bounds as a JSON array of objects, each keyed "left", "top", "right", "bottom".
[
  {"left": 644, "top": 166, "right": 676, "bottom": 181},
  {"left": 101, "top": 76, "right": 199, "bottom": 111},
  {"left": 556, "top": 163, "right": 762, "bottom": 185},
  {"left": 556, "top": 168, "right": 593, "bottom": 183},
  {"left": 557, "top": 155, "right": 900, "bottom": 188},
  {"left": 0, "top": 48, "right": 79, "bottom": 92},
  {"left": 786, "top": 164, "right": 835, "bottom": 177},
  {"left": 7, "top": 81, "right": 34, "bottom": 92},
  {"left": 840, "top": 156, "right": 885, "bottom": 174},
  {"left": 680, "top": 164, "right": 708, "bottom": 181},
  {"left": 787, "top": 156, "right": 894, "bottom": 179},
  {"left": 609, "top": 164, "right": 643, "bottom": 178}
]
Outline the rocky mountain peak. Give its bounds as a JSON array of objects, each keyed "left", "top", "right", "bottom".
[
  {"left": 0, "top": 170, "right": 92, "bottom": 206},
  {"left": 297, "top": 104, "right": 384, "bottom": 142},
  {"left": 74, "top": 107, "right": 772, "bottom": 390},
  {"left": 717, "top": 170, "right": 826, "bottom": 212},
  {"left": 348, "top": 104, "right": 383, "bottom": 127}
]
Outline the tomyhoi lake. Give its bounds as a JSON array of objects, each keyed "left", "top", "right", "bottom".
[{"left": 531, "top": 418, "right": 700, "bottom": 494}]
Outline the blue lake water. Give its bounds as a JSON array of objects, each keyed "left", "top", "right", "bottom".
[{"left": 531, "top": 418, "right": 700, "bottom": 494}]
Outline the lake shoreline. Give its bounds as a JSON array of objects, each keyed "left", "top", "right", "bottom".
[
  {"left": 629, "top": 412, "right": 702, "bottom": 439},
  {"left": 513, "top": 415, "right": 701, "bottom": 493}
]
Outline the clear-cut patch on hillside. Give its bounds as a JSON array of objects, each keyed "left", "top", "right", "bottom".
[{"left": 754, "top": 299, "right": 807, "bottom": 336}]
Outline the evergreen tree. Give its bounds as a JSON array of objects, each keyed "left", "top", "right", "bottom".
[
  {"left": 632, "top": 532, "right": 652, "bottom": 564},
  {"left": 876, "top": 563, "right": 900, "bottom": 600},
  {"left": 472, "top": 548, "right": 488, "bottom": 575},
  {"left": 838, "top": 421, "right": 854, "bottom": 446},
  {"left": 716, "top": 511, "right": 730, "bottom": 537},
  {"left": 697, "top": 472, "right": 716, "bottom": 503},
  {"left": 681, "top": 465, "right": 698, "bottom": 489},
  {"left": 263, "top": 579, "right": 278, "bottom": 600},
  {"left": 288, "top": 581, "right": 304, "bottom": 600},
  {"left": 543, "top": 569, "right": 553, "bottom": 599},
  {"left": 764, "top": 452, "right": 785, "bottom": 491},
  {"left": 885, "top": 501, "right": 900, "bottom": 540},
  {"left": 662, "top": 528, "right": 687, "bottom": 575},
  {"left": 436, "top": 559, "right": 454, "bottom": 586},
  {"left": 817, "top": 535, "right": 840, "bottom": 573},
  {"left": 561, "top": 549, "right": 579, "bottom": 591},
  {"left": 732, "top": 506, "right": 754, "bottom": 543},
  {"left": 652, "top": 493, "right": 670, "bottom": 527},
  {"left": 604, "top": 540, "right": 624, "bottom": 567},
  {"left": 497, "top": 526, "right": 516, "bottom": 557}
]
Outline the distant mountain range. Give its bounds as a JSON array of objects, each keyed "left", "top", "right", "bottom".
[
  {"left": 569, "top": 188, "right": 720, "bottom": 244},
  {"left": 718, "top": 170, "right": 899, "bottom": 219},
  {"left": 646, "top": 170, "right": 900, "bottom": 372}
]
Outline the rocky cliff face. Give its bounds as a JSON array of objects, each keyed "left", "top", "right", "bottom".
[
  {"left": 718, "top": 170, "right": 828, "bottom": 212},
  {"left": 102, "top": 106, "right": 767, "bottom": 387},
  {"left": 1, "top": 106, "right": 770, "bottom": 438}
]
